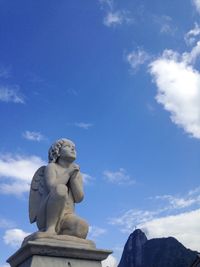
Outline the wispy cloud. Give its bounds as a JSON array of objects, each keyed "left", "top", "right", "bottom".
[
  {"left": 103, "top": 168, "right": 135, "bottom": 185},
  {"left": 23, "top": 131, "right": 45, "bottom": 142},
  {"left": 0, "top": 264, "right": 10, "bottom": 267},
  {"left": 82, "top": 173, "right": 94, "bottom": 184},
  {"left": 152, "top": 187, "right": 200, "bottom": 210},
  {"left": 153, "top": 15, "right": 176, "bottom": 35},
  {"left": 100, "top": 0, "right": 132, "bottom": 27},
  {"left": 26, "top": 72, "right": 44, "bottom": 83},
  {"left": 0, "top": 66, "right": 11, "bottom": 79},
  {"left": 89, "top": 226, "right": 107, "bottom": 239},
  {"left": 110, "top": 208, "right": 200, "bottom": 251},
  {"left": 0, "top": 154, "right": 45, "bottom": 195},
  {"left": 0, "top": 182, "right": 30, "bottom": 196},
  {"left": 103, "top": 11, "right": 129, "bottom": 27},
  {"left": 3, "top": 228, "right": 30, "bottom": 247},
  {"left": 0, "top": 86, "right": 24, "bottom": 104},
  {"left": 126, "top": 48, "right": 150, "bottom": 71},
  {"left": 0, "top": 218, "right": 15, "bottom": 228},
  {"left": 74, "top": 122, "right": 93, "bottom": 130},
  {"left": 149, "top": 41, "right": 200, "bottom": 139},
  {"left": 67, "top": 88, "right": 78, "bottom": 96},
  {"left": 109, "top": 209, "right": 159, "bottom": 232},
  {"left": 185, "top": 23, "right": 200, "bottom": 46},
  {"left": 99, "top": 0, "right": 113, "bottom": 9},
  {"left": 110, "top": 187, "right": 200, "bottom": 251},
  {"left": 193, "top": 0, "right": 200, "bottom": 14},
  {"left": 154, "top": 194, "right": 199, "bottom": 209},
  {"left": 109, "top": 188, "right": 200, "bottom": 231},
  {"left": 102, "top": 255, "right": 118, "bottom": 267}
]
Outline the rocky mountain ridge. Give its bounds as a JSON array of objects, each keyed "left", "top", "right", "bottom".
[{"left": 118, "top": 229, "right": 198, "bottom": 267}]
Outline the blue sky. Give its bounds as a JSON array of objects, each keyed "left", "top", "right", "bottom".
[{"left": 1, "top": 0, "right": 200, "bottom": 266}]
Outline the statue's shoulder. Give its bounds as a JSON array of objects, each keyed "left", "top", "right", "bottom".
[
  {"left": 46, "top": 162, "right": 57, "bottom": 168},
  {"left": 45, "top": 162, "right": 58, "bottom": 174}
]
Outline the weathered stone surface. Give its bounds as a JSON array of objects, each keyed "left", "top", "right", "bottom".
[
  {"left": 7, "top": 239, "right": 112, "bottom": 267},
  {"left": 19, "top": 256, "right": 101, "bottom": 267},
  {"left": 22, "top": 233, "right": 96, "bottom": 248}
]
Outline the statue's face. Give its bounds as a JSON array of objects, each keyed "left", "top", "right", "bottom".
[{"left": 59, "top": 140, "right": 76, "bottom": 161}]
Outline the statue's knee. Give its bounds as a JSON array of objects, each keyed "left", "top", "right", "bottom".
[
  {"left": 60, "top": 214, "right": 89, "bottom": 238},
  {"left": 55, "top": 184, "right": 67, "bottom": 198},
  {"left": 77, "top": 219, "right": 89, "bottom": 238}
]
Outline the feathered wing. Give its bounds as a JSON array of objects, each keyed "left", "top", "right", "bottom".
[{"left": 29, "top": 166, "right": 46, "bottom": 223}]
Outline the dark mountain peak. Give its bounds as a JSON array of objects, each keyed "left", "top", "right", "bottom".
[
  {"left": 131, "top": 229, "right": 148, "bottom": 239},
  {"left": 118, "top": 229, "right": 148, "bottom": 267},
  {"left": 118, "top": 229, "right": 198, "bottom": 267},
  {"left": 125, "top": 229, "right": 147, "bottom": 252}
]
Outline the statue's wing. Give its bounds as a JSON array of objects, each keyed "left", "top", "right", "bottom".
[{"left": 29, "top": 166, "right": 46, "bottom": 223}]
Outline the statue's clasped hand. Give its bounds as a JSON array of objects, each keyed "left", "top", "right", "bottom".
[{"left": 69, "top": 163, "right": 80, "bottom": 178}]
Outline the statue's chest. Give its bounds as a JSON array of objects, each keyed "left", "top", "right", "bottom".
[{"left": 55, "top": 169, "right": 70, "bottom": 184}]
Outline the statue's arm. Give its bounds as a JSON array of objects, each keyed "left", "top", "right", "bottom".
[{"left": 69, "top": 171, "right": 84, "bottom": 203}]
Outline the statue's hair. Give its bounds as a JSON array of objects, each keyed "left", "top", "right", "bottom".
[{"left": 48, "top": 138, "right": 73, "bottom": 163}]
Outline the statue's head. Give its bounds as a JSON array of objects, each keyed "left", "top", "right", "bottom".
[{"left": 48, "top": 138, "right": 76, "bottom": 163}]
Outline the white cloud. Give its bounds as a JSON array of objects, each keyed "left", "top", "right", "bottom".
[
  {"left": 126, "top": 49, "right": 150, "bottom": 70},
  {"left": 103, "top": 168, "right": 135, "bottom": 185},
  {"left": 0, "top": 154, "right": 45, "bottom": 195},
  {"left": 0, "top": 182, "right": 30, "bottom": 196},
  {"left": 74, "top": 122, "right": 93, "bottom": 130},
  {"left": 99, "top": 0, "right": 113, "bottom": 9},
  {"left": 188, "top": 186, "right": 200, "bottom": 195},
  {"left": 0, "top": 264, "right": 10, "bottom": 267},
  {"left": 0, "top": 86, "right": 24, "bottom": 103},
  {"left": 100, "top": 0, "right": 132, "bottom": 27},
  {"left": 109, "top": 209, "right": 158, "bottom": 233},
  {"left": 3, "top": 228, "right": 30, "bottom": 247},
  {"left": 185, "top": 23, "right": 200, "bottom": 45},
  {"left": 155, "top": 194, "right": 199, "bottom": 209},
  {"left": 102, "top": 255, "right": 118, "bottom": 267},
  {"left": 0, "top": 154, "right": 45, "bottom": 182},
  {"left": 82, "top": 173, "right": 94, "bottom": 184},
  {"left": 149, "top": 43, "right": 200, "bottom": 139},
  {"left": 0, "top": 218, "right": 15, "bottom": 228},
  {"left": 103, "top": 11, "right": 124, "bottom": 27},
  {"left": 23, "top": 131, "right": 45, "bottom": 141},
  {"left": 141, "top": 209, "right": 200, "bottom": 251},
  {"left": 89, "top": 226, "right": 107, "bottom": 239},
  {"left": 182, "top": 41, "right": 200, "bottom": 64},
  {"left": 193, "top": 0, "right": 200, "bottom": 14}
]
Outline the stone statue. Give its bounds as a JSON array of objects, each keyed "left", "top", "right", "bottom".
[
  {"left": 28, "top": 138, "right": 89, "bottom": 240},
  {"left": 7, "top": 138, "right": 112, "bottom": 267}
]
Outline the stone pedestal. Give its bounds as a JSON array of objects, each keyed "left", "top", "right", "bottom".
[{"left": 7, "top": 239, "right": 112, "bottom": 267}]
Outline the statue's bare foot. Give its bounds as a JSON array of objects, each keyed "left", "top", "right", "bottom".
[
  {"left": 45, "top": 227, "right": 57, "bottom": 235},
  {"left": 60, "top": 214, "right": 89, "bottom": 239}
]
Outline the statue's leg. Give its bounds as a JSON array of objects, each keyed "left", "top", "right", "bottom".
[
  {"left": 45, "top": 184, "right": 68, "bottom": 234},
  {"left": 60, "top": 213, "right": 89, "bottom": 239}
]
